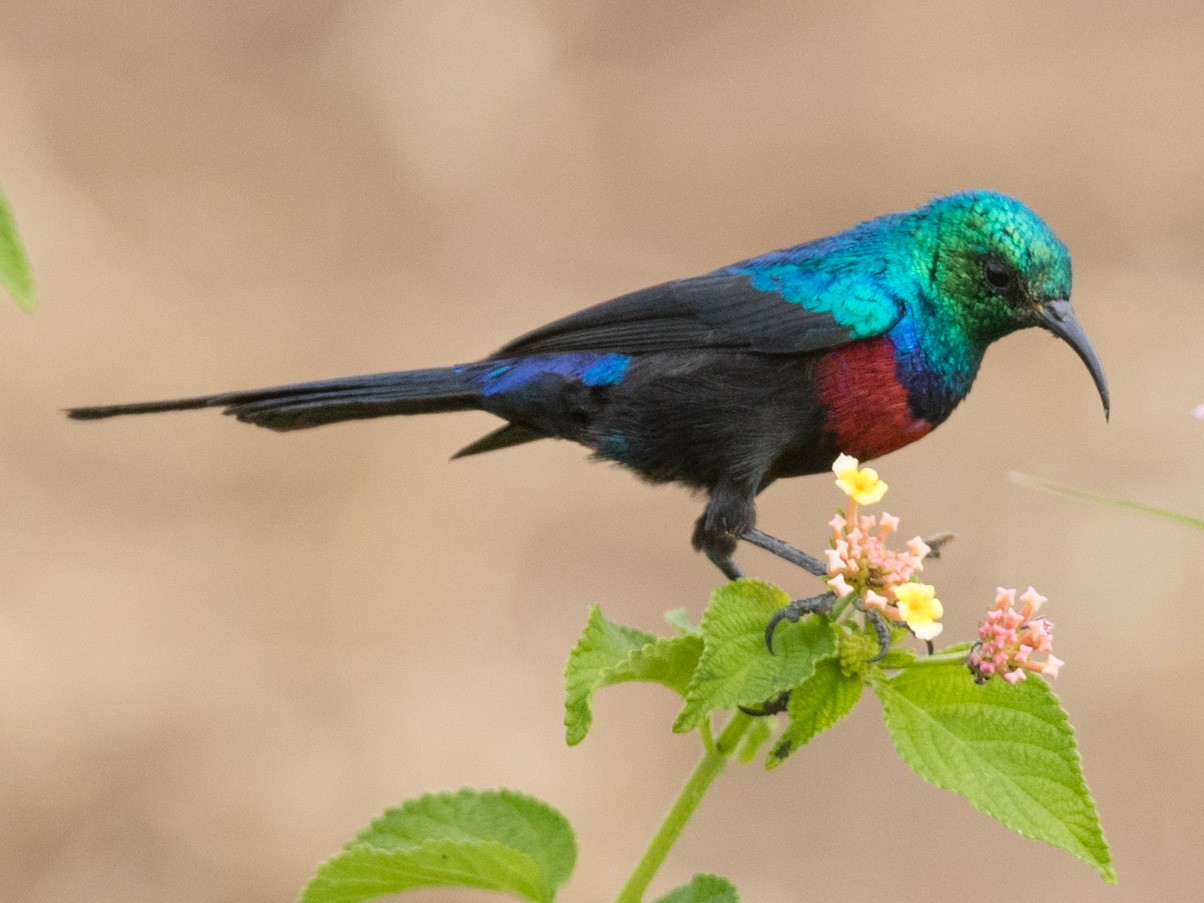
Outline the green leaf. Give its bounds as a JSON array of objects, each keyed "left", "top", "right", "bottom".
[
  {"left": 1011, "top": 471, "right": 1204, "bottom": 531},
  {"left": 767, "top": 657, "right": 863, "bottom": 768},
  {"left": 651, "top": 873, "right": 739, "bottom": 903},
  {"left": 664, "top": 608, "right": 701, "bottom": 636},
  {"left": 673, "top": 579, "right": 836, "bottom": 732},
  {"left": 874, "top": 646, "right": 917, "bottom": 669},
  {"left": 298, "top": 788, "right": 576, "bottom": 903},
  {"left": 301, "top": 842, "right": 544, "bottom": 903},
  {"left": 874, "top": 664, "right": 1114, "bottom": 883},
  {"left": 0, "top": 186, "right": 33, "bottom": 311},
  {"left": 736, "top": 715, "right": 775, "bottom": 764},
  {"left": 564, "top": 605, "right": 703, "bottom": 745}
]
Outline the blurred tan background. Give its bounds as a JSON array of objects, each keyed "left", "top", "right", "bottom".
[{"left": 2, "top": 2, "right": 1202, "bottom": 900}]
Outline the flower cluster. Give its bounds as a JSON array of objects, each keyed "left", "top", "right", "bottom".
[
  {"left": 968, "top": 587, "right": 1063, "bottom": 684},
  {"left": 824, "top": 454, "right": 1065, "bottom": 677},
  {"left": 826, "top": 454, "right": 940, "bottom": 640}
]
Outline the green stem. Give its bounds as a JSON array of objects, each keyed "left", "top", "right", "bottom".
[
  {"left": 898, "top": 649, "right": 971, "bottom": 667},
  {"left": 615, "top": 711, "right": 754, "bottom": 903}
]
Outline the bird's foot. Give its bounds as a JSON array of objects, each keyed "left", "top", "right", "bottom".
[
  {"left": 738, "top": 691, "right": 791, "bottom": 717},
  {"left": 741, "top": 528, "right": 827, "bottom": 577},
  {"left": 857, "top": 603, "right": 892, "bottom": 663},
  {"left": 922, "top": 532, "right": 956, "bottom": 560},
  {"left": 765, "top": 591, "right": 836, "bottom": 653}
]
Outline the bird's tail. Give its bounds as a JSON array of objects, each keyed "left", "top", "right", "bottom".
[{"left": 66, "top": 367, "right": 481, "bottom": 432}]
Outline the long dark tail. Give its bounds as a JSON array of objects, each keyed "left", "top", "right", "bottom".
[{"left": 67, "top": 367, "right": 481, "bottom": 432}]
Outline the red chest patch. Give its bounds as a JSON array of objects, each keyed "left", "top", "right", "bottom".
[{"left": 814, "top": 337, "right": 932, "bottom": 460}]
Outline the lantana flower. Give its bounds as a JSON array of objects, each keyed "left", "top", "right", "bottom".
[
  {"left": 822, "top": 473, "right": 941, "bottom": 639},
  {"left": 968, "top": 586, "right": 1062, "bottom": 684},
  {"left": 891, "top": 583, "right": 944, "bottom": 640},
  {"left": 817, "top": 456, "right": 1067, "bottom": 673},
  {"left": 824, "top": 506, "right": 928, "bottom": 602},
  {"left": 862, "top": 582, "right": 944, "bottom": 641},
  {"left": 832, "top": 453, "right": 888, "bottom": 505}
]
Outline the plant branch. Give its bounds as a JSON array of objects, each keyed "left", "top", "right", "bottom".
[{"left": 615, "top": 711, "right": 754, "bottom": 903}]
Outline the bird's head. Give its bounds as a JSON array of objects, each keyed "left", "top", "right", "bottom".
[{"left": 917, "top": 190, "right": 1109, "bottom": 419}]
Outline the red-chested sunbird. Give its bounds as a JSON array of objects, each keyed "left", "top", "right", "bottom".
[{"left": 70, "top": 191, "right": 1108, "bottom": 581}]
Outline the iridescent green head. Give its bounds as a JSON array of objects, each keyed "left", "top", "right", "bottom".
[{"left": 915, "top": 190, "right": 1109, "bottom": 418}]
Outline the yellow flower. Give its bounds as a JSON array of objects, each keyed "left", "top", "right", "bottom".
[
  {"left": 892, "top": 582, "right": 943, "bottom": 640},
  {"left": 831, "top": 453, "right": 888, "bottom": 505}
]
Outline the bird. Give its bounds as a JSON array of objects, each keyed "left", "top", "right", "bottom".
[{"left": 68, "top": 190, "right": 1109, "bottom": 581}]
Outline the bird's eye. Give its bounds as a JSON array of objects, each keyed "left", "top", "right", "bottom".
[{"left": 983, "top": 257, "right": 1015, "bottom": 292}]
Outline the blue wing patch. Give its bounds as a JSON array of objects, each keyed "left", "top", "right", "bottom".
[{"left": 468, "top": 353, "right": 630, "bottom": 397}]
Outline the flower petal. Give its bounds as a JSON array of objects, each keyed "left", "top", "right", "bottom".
[{"left": 832, "top": 453, "right": 860, "bottom": 476}]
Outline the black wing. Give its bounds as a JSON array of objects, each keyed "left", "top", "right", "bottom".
[{"left": 494, "top": 273, "right": 901, "bottom": 359}]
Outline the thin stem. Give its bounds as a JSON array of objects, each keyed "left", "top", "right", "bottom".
[
  {"left": 896, "top": 649, "right": 972, "bottom": 667},
  {"left": 615, "top": 711, "right": 754, "bottom": 903}
]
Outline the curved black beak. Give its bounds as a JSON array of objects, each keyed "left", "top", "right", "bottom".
[{"left": 1039, "top": 299, "right": 1110, "bottom": 420}]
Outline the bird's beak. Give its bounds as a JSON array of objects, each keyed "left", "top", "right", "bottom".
[{"left": 1038, "top": 298, "right": 1110, "bottom": 420}]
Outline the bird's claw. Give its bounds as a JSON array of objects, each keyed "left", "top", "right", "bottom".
[
  {"left": 738, "top": 691, "right": 791, "bottom": 717},
  {"left": 765, "top": 592, "right": 836, "bottom": 654},
  {"left": 863, "top": 607, "right": 892, "bottom": 663}
]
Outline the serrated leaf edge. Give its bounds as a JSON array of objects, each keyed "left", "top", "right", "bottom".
[{"left": 875, "top": 671, "right": 1114, "bottom": 883}]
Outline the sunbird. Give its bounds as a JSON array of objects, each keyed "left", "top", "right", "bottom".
[{"left": 69, "top": 191, "right": 1109, "bottom": 581}]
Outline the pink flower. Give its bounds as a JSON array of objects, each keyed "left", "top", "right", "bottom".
[
  {"left": 1042, "top": 655, "right": 1065, "bottom": 679},
  {"left": 823, "top": 505, "right": 929, "bottom": 603},
  {"left": 1019, "top": 586, "right": 1047, "bottom": 614},
  {"left": 828, "top": 573, "right": 855, "bottom": 598},
  {"left": 906, "top": 536, "right": 932, "bottom": 562},
  {"left": 825, "top": 541, "right": 849, "bottom": 575},
  {"left": 968, "top": 586, "right": 1062, "bottom": 684},
  {"left": 863, "top": 589, "right": 889, "bottom": 611}
]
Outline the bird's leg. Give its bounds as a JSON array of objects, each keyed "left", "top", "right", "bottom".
[
  {"left": 692, "top": 480, "right": 758, "bottom": 581},
  {"left": 740, "top": 528, "right": 826, "bottom": 577},
  {"left": 692, "top": 514, "right": 744, "bottom": 579},
  {"left": 695, "top": 485, "right": 891, "bottom": 663},
  {"left": 695, "top": 481, "right": 833, "bottom": 580}
]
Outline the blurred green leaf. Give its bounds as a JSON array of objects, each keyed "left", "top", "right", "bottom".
[
  {"left": 0, "top": 186, "right": 33, "bottom": 311},
  {"left": 652, "top": 873, "right": 739, "bottom": 902},
  {"left": 664, "top": 607, "right": 701, "bottom": 636},
  {"left": 735, "top": 714, "right": 774, "bottom": 764},
  {"left": 1011, "top": 472, "right": 1204, "bottom": 530},
  {"left": 298, "top": 788, "right": 576, "bottom": 903}
]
